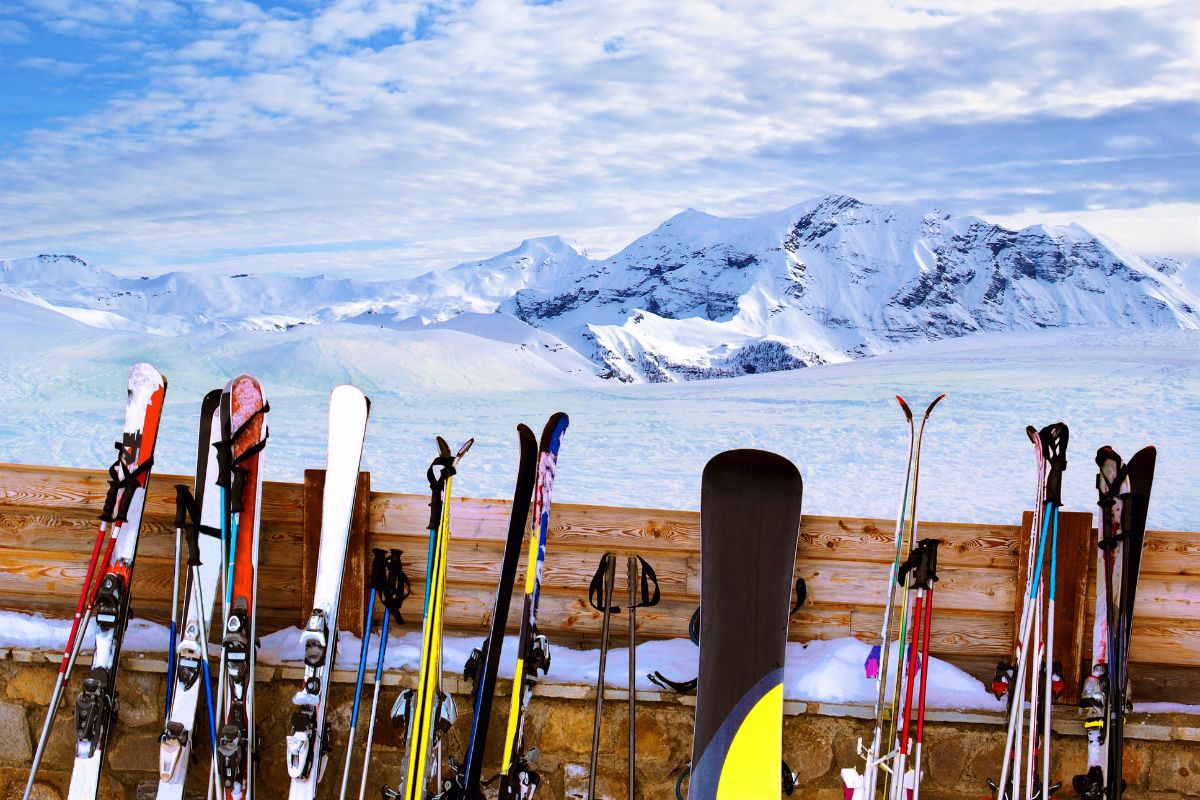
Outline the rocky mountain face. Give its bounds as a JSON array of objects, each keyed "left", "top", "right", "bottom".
[{"left": 3, "top": 195, "right": 1196, "bottom": 382}]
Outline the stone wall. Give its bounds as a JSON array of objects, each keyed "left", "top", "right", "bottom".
[{"left": 4, "top": 653, "right": 1198, "bottom": 800}]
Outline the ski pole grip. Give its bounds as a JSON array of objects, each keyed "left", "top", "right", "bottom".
[
  {"left": 174, "top": 484, "right": 190, "bottom": 529},
  {"left": 369, "top": 548, "right": 388, "bottom": 592}
]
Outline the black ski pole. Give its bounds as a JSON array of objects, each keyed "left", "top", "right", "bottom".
[
  {"left": 627, "top": 555, "right": 660, "bottom": 799},
  {"left": 587, "top": 553, "right": 618, "bottom": 799}
]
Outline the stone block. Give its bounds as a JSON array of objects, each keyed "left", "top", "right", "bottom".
[
  {"left": 113, "top": 670, "right": 162, "bottom": 729},
  {"left": 6, "top": 666, "right": 58, "bottom": 705},
  {"left": 0, "top": 699, "right": 33, "bottom": 762},
  {"left": 1148, "top": 744, "right": 1200, "bottom": 796}
]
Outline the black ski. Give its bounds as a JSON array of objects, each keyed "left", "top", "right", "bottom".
[{"left": 450, "top": 424, "right": 539, "bottom": 799}]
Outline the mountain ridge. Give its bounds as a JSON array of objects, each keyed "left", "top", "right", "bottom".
[{"left": 4, "top": 195, "right": 1196, "bottom": 382}]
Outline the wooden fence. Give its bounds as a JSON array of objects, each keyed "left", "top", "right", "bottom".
[{"left": 0, "top": 463, "right": 1196, "bottom": 703}]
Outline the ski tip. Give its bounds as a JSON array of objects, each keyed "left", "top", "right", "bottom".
[
  {"left": 454, "top": 438, "right": 474, "bottom": 462},
  {"left": 923, "top": 393, "right": 946, "bottom": 417},
  {"left": 539, "top": 411, "right": 570, "bottom": 448},
  {"left": 435, "top": 435, "right": 451, "bottom": 458},
  {"left": 330, "top": 383, "right": 369, "bottom": 412},
  {"left": 895, "top": 395, "right": 913, "bottom": 420}
]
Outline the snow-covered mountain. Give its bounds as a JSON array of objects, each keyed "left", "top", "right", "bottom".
[{"left": 4, "top": 195, "right": 1196, "bottom": 382}]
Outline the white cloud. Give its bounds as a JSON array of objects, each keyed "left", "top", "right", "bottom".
[{"left": 0, "top": 0, "right": 1196, "bottom": 276}]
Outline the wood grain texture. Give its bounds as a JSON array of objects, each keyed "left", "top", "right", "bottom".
[{"left": 0, "top": 463, "right": 1195, "bottom": 691}]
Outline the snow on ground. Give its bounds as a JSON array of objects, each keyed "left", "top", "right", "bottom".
[
  {"left": 0, "top": 611, "right": 1000, "bottom": 710},
  {"left": 1, "top": 321, "right": 1195, "bottom": 529}
]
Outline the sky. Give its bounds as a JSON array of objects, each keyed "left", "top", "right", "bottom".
[{"left": 0, "top": 0, "right": 1197, "bottom": 279}]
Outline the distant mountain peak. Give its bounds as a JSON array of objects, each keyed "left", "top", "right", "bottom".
[{"left": 2, "top": 196, "right": 1195, "bottom": 383}]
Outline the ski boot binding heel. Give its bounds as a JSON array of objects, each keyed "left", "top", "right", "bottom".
[
  {"left": 74, "top": 667, "right": 116, "bottom": 759},
  {"left": 498, "top": 750, "right": 541, "bottom": 800},
  {"left": 285, "top": 708, "right": 317, "bottom": 778},
  {"left": 157, "top": 721, "right": 188, "bottom": 781},
  {"left": 527, "top": 634, "right": 551, "bottom": 677}
]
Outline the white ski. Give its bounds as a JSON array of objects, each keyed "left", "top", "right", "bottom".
[
  {"left": 68, "top": 363, "right": 168, "bottom": 800},
  {"left": 156, "top": 391, "right": 225, "bottom": 798},
  {"left": 286, "top": 385, "right": 371, "bottom": 800}
]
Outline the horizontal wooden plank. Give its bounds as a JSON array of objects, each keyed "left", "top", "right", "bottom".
[
  {"left": 0, "top": 507, "right": 303, "bottom": 560},
  {"left": 798, "top": 516, "right": 1020, "bottom": 569},
  {"left": 1128, "top": 621, "right": 1200, "bottom": 667},
  {"left": 850, "top": 606, "right": 1014, "bottom": 658},
  {"left": 682, "top": 561, "right": 1016, "bottom": 614},
  {"left": 0, "top": 464, "right": 304, "bottom": 525},
  {"left": 1139, "top": 529, "right": 1200, "bottom": 576},
  {"left": 0, "top": 549, "right": 306, "bottom": 623},
  {"left": 371, "top": 493, "right": 703, "bottom": 554},
  {"left": 373, "top": 531, "right": 695, "bottom": 599}
]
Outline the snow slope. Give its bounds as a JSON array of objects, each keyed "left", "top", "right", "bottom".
[{"left": 0, "top": 310, "right": 1194, "bottom": 529}]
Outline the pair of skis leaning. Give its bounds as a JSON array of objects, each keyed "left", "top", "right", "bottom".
[
  {"left": 23, "top": 364, "right": 168, "bottom": 800},
  {"left": 844, "top": 394, "right": 944, "bottom": 800},
  {"left": 1072, "top": 444, "right": 1156, "bottom": 800},
  {"left": 157, "top": 374, "right": 270, "bottom": 800},
  {"left": 384, "top": 412, "right": 568, "bottom": 800}
]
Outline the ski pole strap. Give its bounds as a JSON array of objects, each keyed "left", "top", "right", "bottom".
[
  {"left": 98, "top": 458, "right": 123, "bottom": 522},
  {"left": 174, "top": 485, "right": 204, "bottom": 567},
  {"left": 790, "top": 577, "right": 807, "bottom": 613},
  {"left": 1038, "top": 422, "right": 1069, "bottom": 507},
  {"left": 1119, "top": 491, "right": 1148, "bottom": 539},
  {"left": 688, "top": 607, "right": 700, "bottom": 645},
  {"left": 675, "top": 763, "right": 690, "bottom": 800},
  {"left": 647, "top": 672, "right": 696, "bottom": 693},
  {"left": 426, "top": 452, "right": 457, "bottom": 530},
  {"left": 588, "top": 554, "right": 621, "bottom": 613},
  {"left": 105, "top": 447, "right": 154, "bottom": 524},
  {"left": 213, "top": 402, "right": 269, "bottom": 507},
  {"left": 634, "top": 556, "right": 660, "bottom": 608},
  {"left": 1095, "top": 446, "right": 1126, "bottom": 513},
  {"left": 383, "top": 549, "right": 411, "bottom": 624}
]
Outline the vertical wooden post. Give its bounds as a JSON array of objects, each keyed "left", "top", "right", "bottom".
[
  {"left": 302, "top": 469, "right": 371, "bottom": 638},
  {"left": 1015, "top": 509, "right": 1093, "bottom": 704}
]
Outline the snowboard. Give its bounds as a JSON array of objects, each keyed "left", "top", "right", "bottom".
[{"left": 689, "top": 449, "right": 802, "bottom": 800}]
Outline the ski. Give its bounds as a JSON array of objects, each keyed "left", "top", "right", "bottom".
[
  {"left": 990, "top": 423, "right": 1068, "bottom": 800},
  {"left": 686, "top": 448, "right": 802, "bottom": 800},
  {"left": 384, "top": 434, "right": 473, "bottom": 800},
  {"left": 447, "top": 423, "right": 538, "bottom": 800},
  {"left": 1073, "top": 444, "right": 1155, "bottom": 800},
  {"left": 213, "top": 374, "right": 270, "bottom": 800},
  {"left": 495, "top": 412, "right": 569, "bottom": 800},
  {"left": 286, "top": 384, "right": 370, "bottom": 800},
  {"left": 849, "top": 394, "right": 942, "bottom": 800},
  {"left": 156, "top": 389, "right": 224, "bottom": 797},
  {"left": 66, "top": 363, "right": 169, "bottom": 800}
]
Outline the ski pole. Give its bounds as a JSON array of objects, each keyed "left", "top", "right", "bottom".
[
  {"left": 359, "top": 550, "right": 409, "bottom": 800},
  {"left": 587, "top": 553, "right": 618, "bottom": 800},
  {"left": 24, "top": 452, "right": 133, "bottom": 800},
  {"left": 1041, "top": 506, "right": 1060, "bottom": 800},
  {"left": 339, "top": 549, "right": 386, "bottom": 800},
  {"left": 910, "top": 539, "right": 940, "bottom": 800},
  {"left": 628, "top": 556, "right": 637, "bottom": 800},
  {"left": 165, "top": 485, "right": 188, "bottom": 720},
  {"left": 626, "top": 555, "right": 660, "bottom": 799}
]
